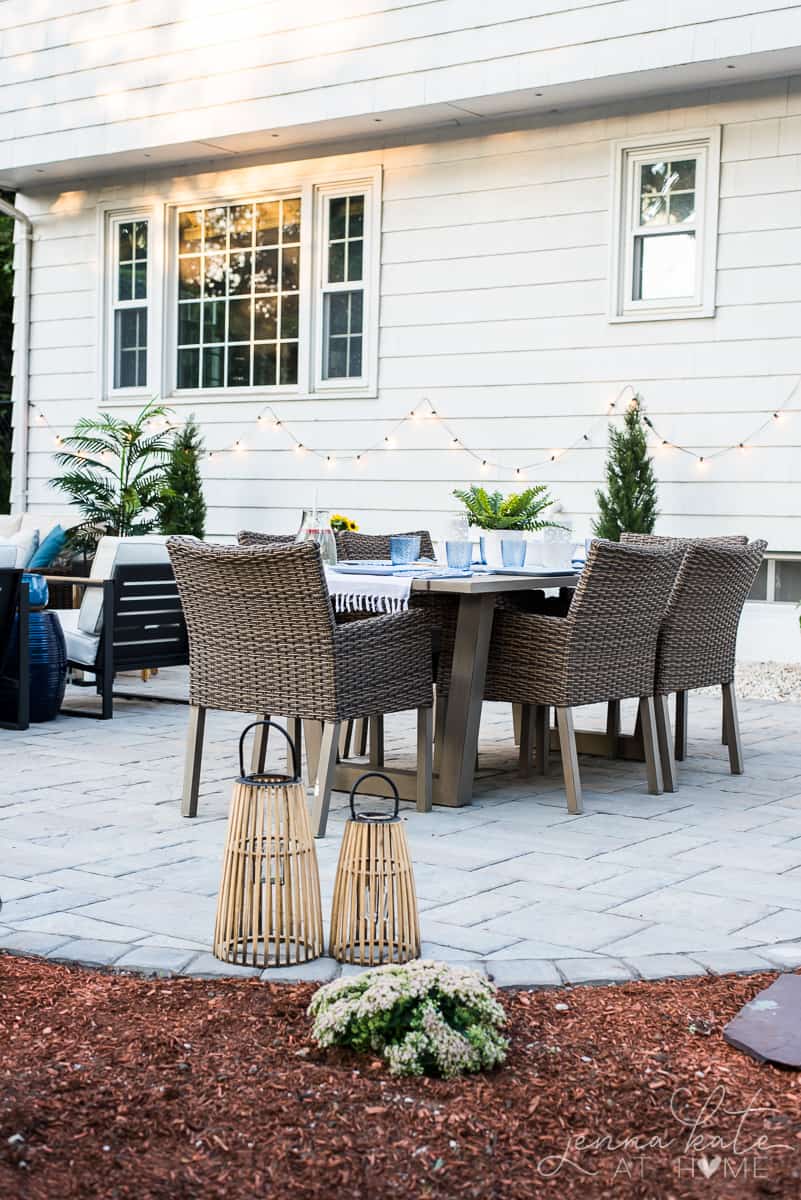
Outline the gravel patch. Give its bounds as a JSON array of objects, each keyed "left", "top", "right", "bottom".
[{"left": 732, "top": 661, "right": 801, "bottom": 703}]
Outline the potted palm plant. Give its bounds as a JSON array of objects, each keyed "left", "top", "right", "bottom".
[
  {"left": 51, "top": 399, "right": 175, "bottom": 561},
  {"left": 452, "top": 485, "right": 563, "bottom": 567}
]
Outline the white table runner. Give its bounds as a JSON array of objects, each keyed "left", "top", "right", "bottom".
[{"left": 324, "top": 567, "right": 413, "bottom": 614}]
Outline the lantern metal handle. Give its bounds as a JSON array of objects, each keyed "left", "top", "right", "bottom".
[
  {"left": 238, "top": 720, "right": 299, "bottom": 783},
  {"left": 349, "top": 771, "right": 400, "bottom": 822}
]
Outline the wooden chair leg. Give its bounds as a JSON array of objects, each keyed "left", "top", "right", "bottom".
[
  {"left": 352, "top": 717, "right": 368, "bottom": 757},
  {"left": 639, "top": 696, "right": 664, "bottom": 795},
  {"left": 312, "top": 720, "right": 341, "bottom": 838},
  {"left": 605, "top": 700, "right": 621, "bottom": 759},
  {"left": 674, "top": 690, "right": 688, "bottom": 761},
  {"left": 555, "top": 707, "right": 582, "bottom": 814},
  {"left": 304, "top": 719, "right": 323, "bottom": 785},
  {"left": 512, "top": 703, "right": 522, "bottom": 747},
  {"left": 518, "top": 703, "right": 535, "bottom": 777},
  {"left": 181, "top": 704, "right": 206, "bottom": 818},
  {"left": 287, "top": 717, "right": 303, "bottom": 774},
  {"left": 369, "top": 714, "right": 385, "bottom": 768},
  {"left": 722, "top": 682, "right": 744, "bottom": 775},
  {"left": 654, "top": 694, "right": 677, "bottom": 793},
  {"left": 535, "top": 704, "right": 550, "bottom": 775},
  {"left": 250, "top": 714, "right": 270, "bottom": 774},
  {"left": 433, "top": 694, "right": 447, "bottom": 776},
  {"left": 339, "top": 721, "right": 354, "bottom": 759},
  {"left": 416, "top": 706, "right": 433, "bottom": 812}
]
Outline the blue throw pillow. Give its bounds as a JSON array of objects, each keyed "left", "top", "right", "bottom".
[{"left": 28, "top": 524, "right": 65, "bottom": 569}]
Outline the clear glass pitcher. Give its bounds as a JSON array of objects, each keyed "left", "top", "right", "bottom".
[{"left": 295, "top": 508, "right": 338, "bottom": 566}]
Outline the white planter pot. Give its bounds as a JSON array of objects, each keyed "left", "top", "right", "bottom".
[{"left": 479, "top": 529, "right": 523, "bottom": 568}]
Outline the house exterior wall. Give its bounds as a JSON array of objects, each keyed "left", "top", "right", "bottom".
[
  {"left": 4, "top": 0, "right": 801, "bottom": 179},
  {"left": 14, "top": 79, "right": 801, "bottom": 549}
]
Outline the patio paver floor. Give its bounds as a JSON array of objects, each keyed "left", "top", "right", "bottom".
[{"left": 1, "top": 670, "right": 800, "bottom": 986}]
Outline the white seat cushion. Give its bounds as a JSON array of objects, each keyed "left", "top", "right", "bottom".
[
  {"left": 54, "top": 609, "right": 100, "bottom": 667},
  {"left": 78, "top": 535, "right": 171, "bottom": 636},
  {"left": 0, "top": 515, "right": 21, "bottom": 538},
  {"left": 18, "top": 512, "right": 74, "bottom": 536},
  {"left": 0, "top": 528, "right": 39, "bottom": 567},
  {"left": 0, "top": 545, "right": 17, "bottom": 569}
]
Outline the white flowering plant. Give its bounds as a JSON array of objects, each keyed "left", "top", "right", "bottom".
[{"left": 307, "top": 960, "right": 509, "bottom": 1078}]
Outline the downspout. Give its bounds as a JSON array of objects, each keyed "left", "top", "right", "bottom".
[{"left": 0, "top": 197, "right": 33, "bottom": 514}]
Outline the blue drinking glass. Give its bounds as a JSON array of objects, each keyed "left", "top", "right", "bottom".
[
  {"left": 390, "top": 534, "right": 421, "bottom": 564},
  {"left": 445, "top": 540, "right": 473, "bottom": 570},
  {"left": 501, "top": 538, "right": 527, "bottom": 569}
]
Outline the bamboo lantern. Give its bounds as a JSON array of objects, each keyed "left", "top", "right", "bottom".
[
  {"left": 214, "top": 721, "right": 323, "bottom": 968},
  {"left": 329, "top": 771, "right": 420, "bottom": 966}
]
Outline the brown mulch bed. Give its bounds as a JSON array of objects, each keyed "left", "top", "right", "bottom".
[{"left": 1, "top": 955, "right": 800, "bottom": 1199}]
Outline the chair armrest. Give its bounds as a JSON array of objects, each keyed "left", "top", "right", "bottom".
[
  {"left": 42, "top": 575, "right": 104, "bottom": 588},
  {"left": 335, "top": 606, "right": 429, "bottom": 649}
]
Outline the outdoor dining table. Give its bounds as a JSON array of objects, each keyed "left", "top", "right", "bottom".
[{"left": 322, "top": 567, "right": 605, "bottom": 808}]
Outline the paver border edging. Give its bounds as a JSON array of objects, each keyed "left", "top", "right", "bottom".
[{"left": 2, "top": 938, "right": 800, "bottom": 987}]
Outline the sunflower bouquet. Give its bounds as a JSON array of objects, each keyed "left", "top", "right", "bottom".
[{"left": 330, "top": 513, "right": 359, "bottom": 532}]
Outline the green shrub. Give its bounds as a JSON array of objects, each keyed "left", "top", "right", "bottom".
[{"left": 308, "top": 960, "right": 508, "bottom": 1078}]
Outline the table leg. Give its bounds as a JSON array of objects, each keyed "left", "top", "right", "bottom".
[{"left": 434, "top": 593, "right": 495, "bottom": 807}]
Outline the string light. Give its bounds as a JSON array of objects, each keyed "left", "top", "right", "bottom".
[{"left": 31, "top": 376, "right": 799, "bottom": 478}]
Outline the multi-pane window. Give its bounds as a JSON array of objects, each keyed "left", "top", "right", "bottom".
[
  {"left": 322, "top": 194, "right": 365, "bottom": 380},
  {"left": 112, "top": 219, "right": 148, "bottom": 389},
  {"left": 175, "top": 198, "right": 301, "bottom": 389},
  {"left": 611, "top": 131, "right": 720, "bottom": 321}
]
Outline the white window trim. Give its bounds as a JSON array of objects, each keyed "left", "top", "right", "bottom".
[
  {"left": 158, "top": 167, "right": 380, "bottom": 402},
  {"left": 98, "top": 204, "right": 162, "bottom": 403},
  {"left": 608, "top": 128, "right": 721, "bottom": 323},
  {"left": 312, "top": 178, "right": 381, "bottom": 396}
]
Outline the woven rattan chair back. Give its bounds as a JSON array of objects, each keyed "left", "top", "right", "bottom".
[
  {"left": 336, "top": 530, "right": 436, "bottom": 560},
  {"left": 168, "top": 537, "right": 336, "bottom": 716},
  {"left": 655, "top": 540, "right": 766, "bottom": 694},
  {"left": 560, "top": 539, "right": 685, "bottom": 706},
  {"left": 620, "top": 533, "right": 748, "bottom": 548},
  {"left": 237, "top": 531, "right": 296, "bottom": 547}
]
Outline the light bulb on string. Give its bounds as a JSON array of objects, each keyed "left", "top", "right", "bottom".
[
  {"left": 384, "top": 435, "right": 396, "bottom": 449},
  {"left": 449, "top": 437, "right": 460, "bottom": 450},
  {"left": 480, "top": 459, "right": 489, "bottom": 473},
  {"left": 326, "top": 455, "right": 337, "bottom": 470},
  {"left": 233, "top": 440, "right": 245, "bottom": 453}
]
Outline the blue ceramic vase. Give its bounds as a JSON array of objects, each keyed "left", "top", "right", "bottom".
[{"left": 0, "top": 574, "right": 67, "bottom": 723}]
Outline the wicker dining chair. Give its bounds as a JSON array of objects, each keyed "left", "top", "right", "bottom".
[
  {"left": 620, "top": 533, "right": 748, "bottom": 548},
  {"left": 237, "top": 531, "right": 296, "bottom": 547},
  {"left": 335, "top": 530, "right": 436, "bottom": 560},
  {"left": 618, "top": 533, "right": 751, "bottom": 757},
  {"left": 484, "top": 539, "right": 685, "bottom": 813},
  {"left": 167, "top": 537, "right": 434, "bottom": 836},
  {"left": 332, "top": 528, "right": 458, "bottom": 762},
  {"left": 649, "top": 539, "right": 766, "bottom": 788}
]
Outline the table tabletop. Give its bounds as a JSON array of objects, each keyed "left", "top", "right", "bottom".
[{"left": 410, "top": 570, "right": 580, "bottom": 594}]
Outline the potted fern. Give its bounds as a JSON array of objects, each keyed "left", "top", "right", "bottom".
[{"left": 452, "top": 485, "right": 562, "bottom": 567}]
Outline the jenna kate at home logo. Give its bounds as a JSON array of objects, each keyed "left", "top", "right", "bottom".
[{"left": 536, "top": 1086, "right": 792, "bottom": 1182}]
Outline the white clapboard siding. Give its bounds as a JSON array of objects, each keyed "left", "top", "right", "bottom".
[
  {"left": 14, "top": 78, "right": 801, "bottom": 550},
  {"left": 6, "top": 0, "right": 801, "bottom": 175}
]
